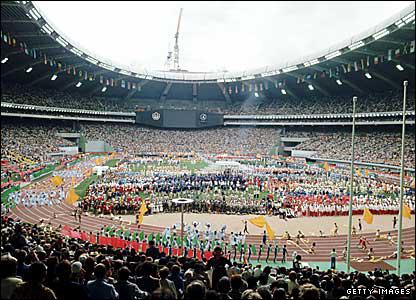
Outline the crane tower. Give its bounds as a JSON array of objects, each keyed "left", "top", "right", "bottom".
[{"left": 165, "top": 8, "right": 183, "bottom": 71}]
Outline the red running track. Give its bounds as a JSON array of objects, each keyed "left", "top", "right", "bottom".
[{"left": 6, "top": 203, "right": 415, "bottom": 262}]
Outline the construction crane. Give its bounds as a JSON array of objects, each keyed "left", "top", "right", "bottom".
[{"left": 165, "top": 8, "right": 183, "bottom": 71}]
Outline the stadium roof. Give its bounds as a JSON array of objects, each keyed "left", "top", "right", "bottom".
[{"left": 1, "top": 1, "right": 415, "bottom": 102}]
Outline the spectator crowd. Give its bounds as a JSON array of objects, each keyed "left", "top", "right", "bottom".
[{"left": 1, "top": 216, "right": 415, "bottom": 300}]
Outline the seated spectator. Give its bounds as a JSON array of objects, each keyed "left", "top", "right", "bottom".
[
  {"left": 136, "top": 261, "right": 160, "bottom": 294},
  {"left": 1, "top": 254, "right": 23, "bottom": 300},
  {"left": 86, "top": 263, "right": 119, "bottom": 300},
  {"left": 51, "top": 260, "right": 87, "bottom": 300},
  {"left": 114, "top": 267, "right": 148, "bottom": 300},
  {"left": 185, "top": 280, "right": 206, "bottom": 300},
  {"left": 158, "top": 267, "right": 178, "bottom": 299},
  {"left": 11, "top": 261, "right": 57, "bottom": 300}
]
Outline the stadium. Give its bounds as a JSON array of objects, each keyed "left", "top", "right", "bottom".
[{"left": 1, "top": 1, "right": 415, "bottom": 300}]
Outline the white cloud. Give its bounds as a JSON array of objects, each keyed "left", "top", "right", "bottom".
[{"left": 34, "top": 1, "right": 413, "bottom": 73}]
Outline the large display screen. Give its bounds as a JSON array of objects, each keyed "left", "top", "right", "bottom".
[
  {"left": 136, "top": 109, "right": 223, "bottom": 128},
  {"left": 164, "top": 110, "right": 197, "bottom": 127}
]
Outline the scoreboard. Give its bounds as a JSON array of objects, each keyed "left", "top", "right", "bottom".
[{"left": 135, "top": 109, "right": 224, "bottom": 129}]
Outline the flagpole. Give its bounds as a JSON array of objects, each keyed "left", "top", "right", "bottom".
[
  {"left": 346, "top": 96, "right": 357, "bottom": 274},
  {"left": 396, "top": 80, "right": 408, "bottom": 276},
  {"left": 181, "top": 203, "right": 184, "bottom": 256}
]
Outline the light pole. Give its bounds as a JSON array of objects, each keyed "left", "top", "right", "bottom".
[
  {"left": 346, "top": 96, "right": 357, "bottom": 273},
  {"left": 172, "top": 198, "right": 194, "bottom": 256},
  {"left": 396, "top": 81, "right": 408, "bottom": 276}
]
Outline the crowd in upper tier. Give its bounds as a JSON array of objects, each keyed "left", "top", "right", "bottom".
[
  {"left": 80, "top": 124, "right": 278, "bottom": 155},
  {"left": 1, "top": 216, "right": 415, "bottom": 300},
  {"left": 2, "top": 83, "right": 415, "bottom": 115},
  {"left": 224, "top": 90, "right": 416, "bottom": 115},
  {"left": 291, "top": 131, "right": 415, "bottom": 168},
  {"left": 1, "top": 118, "right": 415, "bottom": 177}
]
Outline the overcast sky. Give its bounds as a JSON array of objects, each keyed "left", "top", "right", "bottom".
[{"left": 34, "top": 1, "right": 413, "bottom": 73}]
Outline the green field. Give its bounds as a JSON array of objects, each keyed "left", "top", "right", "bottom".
[
  {"left": 75, "top": 174, "right": 98, "bottom": 199},
  {"left": 74, "top": 158, "right": 120, "bottom": 199}
]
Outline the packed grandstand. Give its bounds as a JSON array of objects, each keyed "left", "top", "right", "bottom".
[{"left": 1, "top": 1, "right": 415, "bottom": 300}]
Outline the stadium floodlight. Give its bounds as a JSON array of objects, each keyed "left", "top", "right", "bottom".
[
  {"left": 364, "top": 72, "right": 372, "bottom": 79},
  {"left": 396, "top": 64, "right": 404, "bottom": 71},
  {"left": 76, "top": 82, "right": 82, "bottom": 88},
  {"left": 403, "top": 11, "right": 415, "bottom": 24},
  {"left": 29, "top": 8, "right": 41, "bottom": 20},
  {"left": 1, "top": 57, "right": 8, "bottom": 64},
  {"left": 348, "top": 41, "right": 365, "bottom": 51},
  {"left": 25, "top": 67, "right": 33, "bottom": 73},
  {"left": 325, "top": 51, "right": 342, "bottom": 60},
  {"left": 308, "top": 84, "right": 314, "bottom": 91},
  {"left": 336, "top": 79, "right": 342, "bottom": 85},
  {"left": 101, "top": 87, "right": 107, "bottom": 92},
  {"left": 282, "top": 66, "right": 298, "bottom": 72},
  {"left": 395, "top": 20, "right": 406, "bottom": 28},
  {"left": 281, "top": 89, "right": 287, "bottom": 95},
  {"left": 372, "top": 29, "right": 389, "bottom": 40},
  {"left": 254, "top": 92, "right": 259, "bottom": 98},
  {"left": 50, "top": 74, "right": 58, "bottom": 81},
  {"left": 308, "top": 59, "right": 320, "bottom": 66}
]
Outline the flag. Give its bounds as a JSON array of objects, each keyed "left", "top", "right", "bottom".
[
  {"left": 356, "top": 169, "right": 362, "bottom": 177},
  {"left": 51, "top": 175, "right": 63, "bottom": 187},
  {"left": 387, "top": 49, "right": 392, "bottom": 61},
  {"left": 403, "top": 204, "right": 412, "bottom": 219},
  {"left": 132, "top": 232, "right": 138, "bottom": 240},
  {"left": 365, "top": 169, "right": 369, "bottom": 177},
  {"left": 139, "top": 231, "right": 145, "bottom": 241},
  {"left": 95, "top": 157, "right": 102, "bottom": 165},
  {"left": 155, "top": 232, "right": 161, "bottom": 243},
  {"left": 192, "top": 235, "right": 199, "bottom": 247},
  {"left": 148, "top": 233, "right": 154, "bottom": 242},
  {"left": 65, "top": 188, "right": 79, "bottom": 205},
  {"left": 248, "top": 216, "right": 266, "bottom": 228},
  {"left": 323, "top": 162, "right": 330, "bottom": 172},
  {"left": 162, "top": 233, "right": 167, "bottom": 244},
  {"left": 341, "top": 65, "right": 347, "bottom": 73},
  {"left": 265, "top": 222, "right": 275, "bottom": 241},
  {"left": 251, "top": 244, "right": 257, "bottom": 256},
  {"left": 115, "top": 229, "right": 123, "bottom": 237},
  {"left": 363, "top": 207, "right": 373, "bottom": 224},
  {"left": 395, "top": 48, "right": 400, "bottom": 58},
  {"left": 137, "top": 201, "right": 148, "bottom": 225}
]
